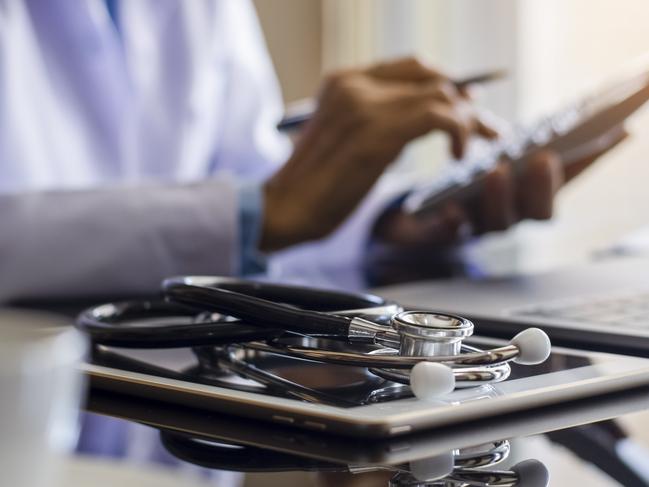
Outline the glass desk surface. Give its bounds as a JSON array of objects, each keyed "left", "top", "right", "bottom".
[
  {"left": 79, "top": 384, "right": 649, "bottom": 487},
  {"left": 31, "top": 258, "right": 649, "bottom": 486}
]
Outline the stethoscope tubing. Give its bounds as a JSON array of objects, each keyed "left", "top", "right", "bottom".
[
  {"left": 162, "top": 276, "right": 393, "bottom": 312},
  {"left": 159, "top": 429, "right": 345, "bottom": 473},
  {"left": 77, "top": 277, "right": 400, "bottom": 348},
  {"left": 245, "top": 341, "right": 519, "bottom": 368},
  {"left": 163, "top": 282, "right": 352, "bottom": 337},
  {"left": 76, "top": 300, "right": 284, "bottom": 348}
]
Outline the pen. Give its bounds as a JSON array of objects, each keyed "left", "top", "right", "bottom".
[{"left": 278, "top": 69, "right": 506, "bottom": 131}]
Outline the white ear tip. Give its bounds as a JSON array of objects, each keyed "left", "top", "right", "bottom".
[
  {"left": 409, "top": 452, "right": 454, "bottom": 481},
  {"left": 510, "top": 328, "right": 551, "bottom": 365},
  {"left": 511, "top": 459, "right": 550, "bottom": 487},
  {"left": 410, "top": 362, "right": 455, "bottom": 399}
]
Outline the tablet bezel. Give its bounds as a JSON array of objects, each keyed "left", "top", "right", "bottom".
[{"left": 82, "top": 344, "right": 649, "bottom": 438}]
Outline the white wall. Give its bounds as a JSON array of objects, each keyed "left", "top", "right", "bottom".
[
  {"left": 253, "top": 0, "right": 323, "bottom": 102},
  {"left": 509, "top": 0, "right": 649, "bottom": 272}
]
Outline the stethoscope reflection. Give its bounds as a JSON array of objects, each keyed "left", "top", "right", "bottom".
[{"left": 159, "top": 430, "right": 549, "bottom": 487}]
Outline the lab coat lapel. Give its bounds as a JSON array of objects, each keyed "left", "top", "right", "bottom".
[
  {"left": 23, "top": 0, "right": 134, "bottom": 179},
  {"left": 119, "top": 0, "right": 226, "bottom": 181}
]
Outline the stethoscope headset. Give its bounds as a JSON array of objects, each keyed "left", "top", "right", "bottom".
[{"left": 77, "top": 276, "right": 551, "bottom": 400}]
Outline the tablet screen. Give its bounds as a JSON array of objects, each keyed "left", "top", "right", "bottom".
[{"left": 91, "top": 339, "right": 594, "bottom": 409}]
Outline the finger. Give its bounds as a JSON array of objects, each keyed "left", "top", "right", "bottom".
[
  {"left": 437, "top": 107, "right": 470, "bottom": 159},
  {"left": 366, "top": 57, "right": 446, "bottom": 82},
  {"left": 394, "top": 103, "right": 469, "bottom": 159},
  {"left": 374, "top": 205, "right": 469, "bottom": 247},
  {"left": 457, "top": 84, "right": 473, "bottom": 99},
  {"left": 387, "top": 79, "right": 458, "bottom": 105},
  {"left": 392, "top": 99, "right": 498, "bottom": 159},
  {"left": 390, "top": 85, "right": 500, "bottom": 146},
  {"left": 479, "top": 162, "right": 516, "bottom": 232},
  {"left": 518, "top": 151, "right": 563, "bottom": 220},
  {"left": 410, "top": 204, "right": 469, "bottom": 245},
  {"left": 475, "top": 117, "right": 500, "bottom": 139}
]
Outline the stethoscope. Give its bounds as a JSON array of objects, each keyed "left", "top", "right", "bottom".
[
  {"left": 159, "top": 431, "right": 550, "bottom": 486},
  {"left": 77, "top": 276, "right": 551, "bottom": 399}
]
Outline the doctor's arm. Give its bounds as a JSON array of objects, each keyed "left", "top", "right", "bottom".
[
  {"left": 260, "top": 58, "right": 497, "bottom": 252},
  {"left": 257, "top": 57, "right": 564, "bottom": 253},
  {"left": 0, "top": 179, "right": 242, "bottom": 303}
]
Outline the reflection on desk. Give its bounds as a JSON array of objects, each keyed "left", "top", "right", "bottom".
[
  {"left": 159, "top": 432, "right": 547, "bottom": 486},
  {"left": 78, "top": 385, "right": 649, "bottom": 486}
]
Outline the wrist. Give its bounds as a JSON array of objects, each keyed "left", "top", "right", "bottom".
[
  {"left": 260, "top": 178, "right": 331, "bottom": 252},
  {"left": 259, "top": 181, "right": 302, "bottom": 252},
  {"left": 237, "top": 181, "right": 268, "bottom": 275}
]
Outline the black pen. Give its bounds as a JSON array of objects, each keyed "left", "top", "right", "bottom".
[{"left": 278, "top": 69, "right": 506, "bottom": 131}]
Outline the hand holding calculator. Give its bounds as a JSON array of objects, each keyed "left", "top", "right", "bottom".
[{"left": 403, "top": 65, "right": 649, "bottom": 216}]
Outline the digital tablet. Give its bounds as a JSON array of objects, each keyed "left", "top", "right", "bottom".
[{"left": 83, "top": 338, "right": 649, "bottom": 438}]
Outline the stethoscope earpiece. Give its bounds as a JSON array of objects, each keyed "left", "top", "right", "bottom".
[
  {"left": 509, "top": 328, "right": 552, "bottom": 365},
  {"left": 409, "top": 362, "right": 456, "bottom": 400},
  {"left": 408, "top": 451, "right": 454, "bottom": 481},
  {"left": 511, "top": 458, "right": 550, "bottom": 487}
]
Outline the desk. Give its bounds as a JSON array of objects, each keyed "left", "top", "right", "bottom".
[{"left": 25, "top": 261, "right": 649, "bottom": 486}]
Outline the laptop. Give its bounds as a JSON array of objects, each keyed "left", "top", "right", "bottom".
[{"left": 375, "top": 255, "right": 649, "bottom": 356}]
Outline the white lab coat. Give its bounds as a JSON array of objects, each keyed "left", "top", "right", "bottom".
[
  {"left": 0, "top": 0, "right": 291, "bottom": 301},
  {"left": 0, "top": 0, "right": 403, "bottom": 302},
  {"left": 1, "top": 0, "right": 294, "bottom": 482}
]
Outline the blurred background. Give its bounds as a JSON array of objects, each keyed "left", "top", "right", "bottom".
[{"left": 254, "top": 0, "right": 649, "bottom": 276}]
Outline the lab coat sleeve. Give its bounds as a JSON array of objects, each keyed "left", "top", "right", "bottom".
[{"left": 0, "top": 178, "right": 240, "bottom": 302}]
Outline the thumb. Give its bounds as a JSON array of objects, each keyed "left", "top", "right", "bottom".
[{"left": 374, "top": 204, "right": 469, "bottom": 247}]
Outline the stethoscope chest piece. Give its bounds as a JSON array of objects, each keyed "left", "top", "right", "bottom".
[
  {"left": 370, "top": 311, "right": 549, "bottom": 399},
  {"left": 392, "top": 311, "right": 474, "bottom": 357},
  {"left": 385, "top": 311, "right": 551, "bottom": 399}
]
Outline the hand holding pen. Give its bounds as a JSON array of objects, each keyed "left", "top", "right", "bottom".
[
  {"left": 261, "top": 57, "right": 501, "bottom": 251},
  {"left": 278, "top": 69, "right": 506, "bottom": 132}
]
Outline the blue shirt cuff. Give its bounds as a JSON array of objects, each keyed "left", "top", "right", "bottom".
[{"left": 238, "top": 181, "right": 267, "bottom": 275}]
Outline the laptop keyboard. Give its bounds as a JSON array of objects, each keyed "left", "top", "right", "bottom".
[{"left": 513, "top": 292, "right": 649, "bottom": 328}]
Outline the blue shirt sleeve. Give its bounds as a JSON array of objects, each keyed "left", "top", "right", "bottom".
[{"left": 238, "top": 181, "right": 267, "bottom": 275}]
